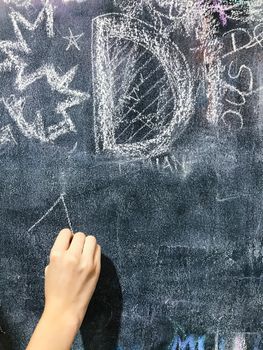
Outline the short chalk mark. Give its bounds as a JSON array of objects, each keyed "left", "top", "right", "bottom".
[{"left": 61, "top": 193, "right": 74, "bottom": 233}]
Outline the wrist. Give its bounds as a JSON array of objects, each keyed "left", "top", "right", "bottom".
[
  {"left": 26, "top": 309, "right": 80, "bottom": 350},
  {"left": 41, "top": 308, "right": 80, "bottom": 340}
]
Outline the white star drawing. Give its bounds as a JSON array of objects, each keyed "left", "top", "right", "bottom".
[
  {"left": 63, "top": 28, "right": 84, "bottom": 51},
  {"left": 0, "top": 1, "right": 89, "bottom": 143},
  {"left": 3, "top": 65, "right": 89, "bottom": 142},
  {"left": 0, "top": 0, "right": 54, "bottom": 71}
]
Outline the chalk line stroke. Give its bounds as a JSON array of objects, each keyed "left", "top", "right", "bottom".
[
  {"left": 28, "top": 193, "right": 73, "bottom": 233},
  {"left": 0, "top": 124, "right": 17, "bottom": 150},
  {"left": 63, "top": 28, "right": 84, "bottom": 51},
  {"left": 222, "top": 24, "right": 263, "bottom": 59},
  {"left": 216, "top": 193, "right": 249, "bottom": 202},
  {"left": 0, "top": 0, "right": 54, "bottom": 63},
  {"left": 0, "top": 1, "right": 89, "bottom": 142},
  {"left": 92, "top": 13, "right": 193, "bottom": 158},
  {"left": 3, "top": 0, "right": 33, "bottom": 8},
  {"left": 0, "top": 0, "right": 54, "bottom": 74},
  {"left": 62, "top": 0, "right": 88, "bottom": 3}
]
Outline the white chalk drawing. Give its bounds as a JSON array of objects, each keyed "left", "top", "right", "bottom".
[
  {"left": 243, "top": 0, "right": 263, "bottom": 23},
  {"left": 63, "top": 28, "right": 84, "bottom": 52},
  {"left": 28, "top": 193, "right": 73, "bottom": 233},
  {"left": 92, "top": 13, "right": 193, "bottom": 158},
  {"left": 3, "top": 0, "right": 33, "bottom": 8},
  {"left": 113, "top": 0, "right": 221, "bottom": 36},
  {"left": 0, "top": 1, "right": 89, "bottom": 144},
  {"left": 0, "top": 0, "right": 260, "bottom": 155},
  {"left": 0, "top": 125, "right": 17, "bottom": 151},
  {"left": 221, "top": 62, "right": 255, "bottom": 129},
  {"left": 0, "top": 0, "right": 54, "bottom": 69},
  {"left": 68, "top": 141, "right": 78, "bottom": 154},
  {"left": 112, "top": 0, "right": 226, "bottom": 130},
  {"left": 151, "top": 0, "right": 205, "bottom": 36},
  {"left": 222, "top": 24, "right": 263, "bottom": 59},
  {"left": 221, "top": 21, "right": 262, "bottom": 131},
  {"left": 232, "top": 334, "right": 247, "bottom": 350},
  {"left": 3, "top": 64, "right": 89, "bottom": 142},
  {"left": 62, "top": 0, "right": 88, "bottom": 3}
]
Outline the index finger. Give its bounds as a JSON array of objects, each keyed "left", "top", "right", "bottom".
[{"left": 51, "top": 228, "right": 73, "bottom": 253}]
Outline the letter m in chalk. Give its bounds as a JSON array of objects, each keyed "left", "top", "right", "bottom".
[{"left": 170, "top": 335, "right": 205, "bottom": 350}]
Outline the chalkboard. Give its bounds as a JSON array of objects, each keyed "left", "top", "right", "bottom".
[{"left": 0, "top": 0, "right": 263, "bottom": 349}]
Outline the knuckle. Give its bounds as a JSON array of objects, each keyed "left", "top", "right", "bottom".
[
  {"left": 60, "top": 228, "right": 72, "bottom": 236},
  {"left": 96, "top": 260, "right": 101, "bottom": 273},
  {"left": 50, "top": 250, "right": 62, "bottom": 260},
  {"left": 83, "top": 259, "right": 96, "bottom": 273},
  {"left": 75, "top": 232, "right": 86, "bottom": 239},
  {"left": 87, "top": 264, "right": 97, "bottom": 277},
  {"left": 96, "top": 245, "right": 101, "bottom": 259},
  {"left": 78, "top": 263, "right": 86, "bottom": 272},
  {"left": 66, "top": 254, "right": 78, "bottom": 265},
  {"left": 91, "top": 262, "right": 97, "bottom": 273},
  {"left": 87, "top": 235, "right": 97, "bottom": 244}
]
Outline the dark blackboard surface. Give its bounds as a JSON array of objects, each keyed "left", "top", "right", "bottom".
[{"left": 0, "top": 0, "right": 263, "bottom": 349}]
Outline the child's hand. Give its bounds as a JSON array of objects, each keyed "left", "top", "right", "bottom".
[{"left": 43, "top": 228, "right": 101, "bottom": 330}]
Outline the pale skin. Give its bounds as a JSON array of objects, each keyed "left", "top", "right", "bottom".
[{"left": 26, "top": 228, "right": 101, "bottom": 350}]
